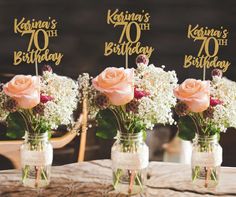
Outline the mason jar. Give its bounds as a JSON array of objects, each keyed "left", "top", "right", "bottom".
[
  {"left": 20, "top": 131, "right": 53, "bottom": 188},
  {"left": 191, "top": 134, "right": 222, "bottom": 188},
  {"left": 111, "top": 132, "right": 149, "bottom": 195}
]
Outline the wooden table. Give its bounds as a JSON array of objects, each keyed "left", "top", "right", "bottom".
[{"left": 0, "top": 160, "right": 235, "bottom": 197}]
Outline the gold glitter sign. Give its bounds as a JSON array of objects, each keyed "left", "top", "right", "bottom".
[
  {"left": 184, "top": 24, "right": 230, "bottom": 79},
  {"left": 13, "top": 17, "right": 63, "bottom": 66},
  {"left": 104, "top": 9, "right": 154, "bottom": 67}
]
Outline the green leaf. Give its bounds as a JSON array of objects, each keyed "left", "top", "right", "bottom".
[
  {"left": 132, "top": 119, "right": 146, "bottom": 134},
  {"left": 178, "top": 116, "right": 196, "bottom": 141},
  {"left": 95, "top": 109, "right": 118, "bottom": 139},
  {"left": 6, "top": 112, "right": 26, "bottom": 139}
]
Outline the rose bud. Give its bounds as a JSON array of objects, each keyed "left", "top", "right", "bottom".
[
  {"left": 95, "top": 94, "right": 110, "bottom": 109},
  {"left": 126, "top": 99, "right": 139, "bottom": 113},
  {"left": 42, "top": 65, "right": 53, "bottom": 73},
  {"left": 4, "top": 98, "right": 18, "bottom": 112},
  {"left": 210, "top": 97, "right": 223, "bottom": 107},
  {"left": 211, "top": 69, "right": 222, "bottom": 78},
  {"left": 175, "top": 102, "right": 189, "bottom": 116},
  {"left": 134, "top": 87, "right": 150, "bottom": 99},
  {"left": 136, "top": 54, "right": 149, "bottom": 66},
  {"left": 33, "top": 103, "right": 45, "bottom": 116},
  {"left": 203, "top": 107, "right": 214, "bottom": 119},
  {"left": 0, "top": 83, "right": 4, "bottom": 92},
  {"left": 40, "top": 94, "right": 54, "bottom": 103}
]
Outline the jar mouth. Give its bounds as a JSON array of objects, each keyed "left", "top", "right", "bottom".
[
  {"left": 116, "top": 131, "right": 143, "bottom": 141},
  {"left": 195, "top": 134, "right": 218, "bottom": 141},
  {"left": 24, "top": 131, "right": 49, "bottom": 141}
]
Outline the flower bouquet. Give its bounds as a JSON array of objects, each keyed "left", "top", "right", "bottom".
[
  {"left": 0, "top": 65, "right": 78, "bottom": 188},
  {"left": 78, "top": 55, "right": 178, "bottom": 194},
  {"left": 174, "top": 69, "right": 236, "bottom": 188}
]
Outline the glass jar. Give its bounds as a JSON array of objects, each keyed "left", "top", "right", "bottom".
[
  {"left": 191, "top": 134, "right": 222, "bottom": 188},
  {"left": 111, "top": 132, "right": 149, "bottom": 195},
  {"left": 20, "top": 131, "right": 53, "bottom": 188}
]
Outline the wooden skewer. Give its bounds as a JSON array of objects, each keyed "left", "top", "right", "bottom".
[
  {"left": 35, "top": 166, "right": 40, "bottom": 187},
  {"left": 35, "top": 60, "right": 38, "bottom": 76},
  {"left": 125, "top": 51, "right": 128, "bottom": 69},
  {"left": 203, "top": 64, "right": 206, "bottom": 81},
  {"left": 128, "top": 170, "right": 135, "bottom": 194},
  {"left": 205, "top": 167, "right": 211, "bottom": 188}
]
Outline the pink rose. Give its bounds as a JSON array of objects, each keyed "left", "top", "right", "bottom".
[
  {"left": 3, "top": 75, "right": 40, "bottom": 109},
  {"left": 174, "top": 79, "right": 210, "bottom": 113},
  {"left": 92, "top": 67, "right": 134, "bottom": 106}
]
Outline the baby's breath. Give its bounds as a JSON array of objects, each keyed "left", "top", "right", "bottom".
[
  {"left": 210, "top": 77, "right": 236, "bottom": 131},
  {"left": 78, "top": 64, "right": 178, "bottom": 131},
  {"left": 41, "top": 71, "right": 79, "bottom": 129}
]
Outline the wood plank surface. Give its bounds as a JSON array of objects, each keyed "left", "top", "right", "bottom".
[{"left": 0, "top": 160, "right": 236, "bottom": 197}]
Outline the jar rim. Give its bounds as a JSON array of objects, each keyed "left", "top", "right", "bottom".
[
  {"left": 194, "top": 134, "right": 218, "bottom": 141},
  {"left": 24, "top": 131, "right": 49, "bottom": 140},
  {"left": 116, "top": 131, "right": 144, "bottom": 141}
]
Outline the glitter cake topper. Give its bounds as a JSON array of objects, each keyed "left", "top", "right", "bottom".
[
  {"left": 13, "top": 17, "right": 63, "bottom": 67},
  {"left": 184, "top": 24, "right": 230, "bottom": 79},
  {"left": 104, "top": 9, "right": 154, "bottom": 67}
]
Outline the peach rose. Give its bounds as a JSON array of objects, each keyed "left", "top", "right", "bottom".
[
  {"left": 92, "top": 67, "right": 134, "bottom": 106},
  {"left": 174, "top": 79, "right": 210, "bottom": 113},
  {"left": 3, "top": 75, "right": 40, "bottom": 109}
]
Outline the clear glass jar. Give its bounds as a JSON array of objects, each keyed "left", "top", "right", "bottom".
[
  {"left": 191, "top": 134, "right": 222, "bottom": 188},
  {"left": 20, "top": 131, "right": 53, "bottom": 188},
  {"left": 111, "top": 132, "right": 149, "bottom": 195}
]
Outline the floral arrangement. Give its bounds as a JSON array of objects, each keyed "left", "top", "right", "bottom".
[
  {"left": 78, "top": 55, "right": 178, "bottom": 138},
  {"left": 174, "top": 69, "right": 236, "bottom": 188},
  {"left": 78, "top": 55, "right": 177, "bottom": 194},
  {"left": 174, "top": 68, "right": 236, "bottom": 140},
  {"left": 0, "top": 65, "right": 79, "bottom": 138}
]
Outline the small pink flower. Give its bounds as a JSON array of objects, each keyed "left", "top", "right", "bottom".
[
  {"left": 134, "top": 87, "right": 150, "bottom": 99},
  {"left": 40, "top": 94, "right": 53, "bottom": 103},
  {"left": 210, "top": 97, "right": 223, "bottom": 107},
  {"left": 136, "top": 54, "right": 149, "bottom": 66},
  {"left": 42, "top": 65, "right": 53, "bottom": 73}
]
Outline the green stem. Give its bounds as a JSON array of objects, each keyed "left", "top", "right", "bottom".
[
  {"left": 188, "top": 115, "right": 200, "bottom": 135},
  {"left": 109, "top": 108, "right": 122, "bottom": 133},
  {"left": 211, "top": 169, "right": 218, "bottom": 182},
  {"left": 41, "top": 167, "right": 48, "bottom": 181},
  {"left": 113, "top": 169, "right": 123, "bottom": 188},
  {"left": 22, "top": 165, "right": 30, "bottom": 181},
  {"left": 192, "top": 166, "right": 200, "bottom": 181},
  {"left": 135, "top": 173, "right": 144, "bottom": 191},
  {"left": 18, "top": 112, "right": 30, "bottom": 133}
]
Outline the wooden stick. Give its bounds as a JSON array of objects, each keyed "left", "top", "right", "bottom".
[
  {"left": 125, "top": 51, "right": 128, "bottom": 69},
  {"left": 128, "top": 170, "right": 135, "bottom": 194},
  {"left": 35, "top": 60, "right": 38, "bottom": 76},
  {"left": 205, "top": 167, "right": 211, "bottom": 188},
  {"left": 35, "top": 166, "right": 40, "bottom": 188},
  {"left": 203, "top": 64, "right": 206, "bottom": 81},
  {"left": 78, "top": 98, "right": 88, "bottom": 162}
]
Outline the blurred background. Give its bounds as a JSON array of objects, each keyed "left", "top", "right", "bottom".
[{"left": 0, "top": 0, "right": 235, "bottom": 169}]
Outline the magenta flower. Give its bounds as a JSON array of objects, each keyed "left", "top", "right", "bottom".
[
  {"left": 210, "top": 97, "right": 223, "bottom": 107},
  {"left": 134, "top": 87, "right": 150, "bottom": 99},
  {"left": 40, "top": 94, "right": 54, "bottom": 103}
]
